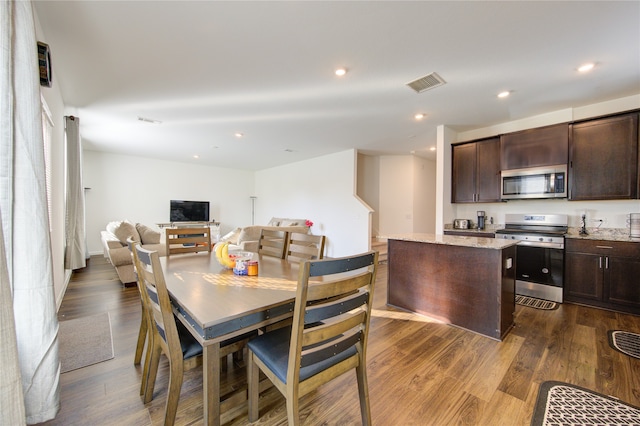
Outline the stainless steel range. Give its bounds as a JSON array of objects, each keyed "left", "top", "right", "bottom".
[{"left": 495, "top": 214, "right": 568, "bottom": 303}]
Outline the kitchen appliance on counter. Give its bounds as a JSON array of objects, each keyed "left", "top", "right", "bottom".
[
  {"left": 477, "top": 211, "right": 486, "bottom": 230},
  {"left": 495, "top": 213, "right": 568, "bottom": 303},
  {"left": 501, "top": 165, "right": 567, "bottom": 200},
  {"left": 453, "top": 219, "right": 471, "bottom": 229}
]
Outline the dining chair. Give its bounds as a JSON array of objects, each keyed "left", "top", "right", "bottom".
[
  {"left": 285, "top": 232, "right": 325, "bottom": 262},
  {"left": 247, "top": 251, "right": 379, "bottom": 425},
  {"left": 165, "top": 226, "right": 212, "bottom": 257},
  {"left": 130, "top": 242, "right": 255, "bottom": 425},
  {"left": 126, "top": 238, "right": 150, "bottom": 393},
  {"left": 257, "top": 229, "right": 289, "bottom": 259}
]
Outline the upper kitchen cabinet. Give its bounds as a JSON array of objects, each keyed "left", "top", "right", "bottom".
[
  {"left": 501, "top": 123, "right": 569, "bottom": 170},
  {"left": 569, "top": 112, "right": 639, "bottom": 200},
  {"left": 452, "top": 137, "right": 501, "bottom": 203}
]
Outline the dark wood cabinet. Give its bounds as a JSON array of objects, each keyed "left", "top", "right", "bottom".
[
  {"left": 500, "top": 123, "right": 569, "bottom": 170},
  {"left": 569, "top": 113, "right": 639, "bottom": 200},
  {"left": 565, "top": 238, "right": 640, "bottom": 314},
  {"left": 452, "top": 137, "right": 501, "bottom": 203}
]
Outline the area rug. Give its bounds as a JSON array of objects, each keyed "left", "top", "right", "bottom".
[
  {"left": 531, "top": 381, "right": 640, "bottom": 426},
  {"left": 516, "top": 295, "right": 558, "bottom": 310},
  {"left": 608, "top": 330, "right": 640, "bottom": 359},
  {"left": 59, "top": 312, "right": 114, "bottom": 373}
]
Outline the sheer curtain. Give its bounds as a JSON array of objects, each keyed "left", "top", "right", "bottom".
[
  {"left": 0, "top": 1, "right": 59, "bottom": 424},
  {"left": 64, "top": 116, "right": 86, "bottom": 270}
]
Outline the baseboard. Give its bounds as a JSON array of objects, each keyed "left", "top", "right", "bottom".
[{"left": 57, "top": 269, "right": 73, "bottom": 312}]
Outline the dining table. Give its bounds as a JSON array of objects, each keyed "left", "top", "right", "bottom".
[{"left": 160, "top": 251, "right": 300, "bottom": 426}]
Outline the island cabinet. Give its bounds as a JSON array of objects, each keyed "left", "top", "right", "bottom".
[
  {"left": 387, "top": 237, "right": 517, "bottom": 340},
  {"left": 451, "top": 137, "right": 501, "bottom": 203},
  {"left": 500, "top": 123, "right": 569, "bottom": 170},
  {"left": 565, "top": 238, "right": 640, "bottom": 315},
  {"left": 569, "top": 112, "right": 639, "bottom": 200}
]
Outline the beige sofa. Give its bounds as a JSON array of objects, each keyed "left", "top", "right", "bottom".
[
  {"left": 220, "top": 217, "right": 309, "bottom": 253},
  {"left": 101, "top": 220, "right": 166, "bottom": 286}
]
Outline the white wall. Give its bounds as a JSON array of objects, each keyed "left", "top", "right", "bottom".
[
  {"left": 357, "top": 153, "right": 380, "bottom": 235},
  {"left": 413, "top": 156, "right": 437, "bottom": 233},
  {"left": 255, "top": 150, "right": 372, "bottom": 258},
  {"left": 83, "top": 151, "right": 255, "bottom": 254}
]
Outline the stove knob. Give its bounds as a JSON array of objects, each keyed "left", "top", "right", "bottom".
[
  {"left": 539, "top": 237, "right": 544, "bottom": 242},
  {"left": 511, "top": 236, "right": 515, "bottom": 240}
]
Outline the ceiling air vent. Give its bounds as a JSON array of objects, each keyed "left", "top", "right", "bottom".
[{"left": 406, "top": 72, "right": 446, "bottom": 94}]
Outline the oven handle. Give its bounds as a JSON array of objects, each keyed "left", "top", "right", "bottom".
[{"left": 516, "top": 241, "right": 564, "bottom": 249}]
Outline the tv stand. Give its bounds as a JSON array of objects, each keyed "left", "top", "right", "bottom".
[{"left": 156, "top": 221, "right": 219, "bottom": 228}]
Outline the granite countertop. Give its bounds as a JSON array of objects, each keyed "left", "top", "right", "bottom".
[
  {"left": 379, "top": 233, "right": 519, "bottom": 250},
  {"left": 565, "top": 227, "right": 639, "bottom": 243}
]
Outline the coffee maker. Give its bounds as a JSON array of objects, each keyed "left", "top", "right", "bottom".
[{"left": 477, "top": 211, "right": 486, "bottom": 230}]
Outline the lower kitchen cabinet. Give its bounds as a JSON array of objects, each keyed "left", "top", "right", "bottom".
[{"left": 565, "top": 238, "right": 640, "bottom": 314}]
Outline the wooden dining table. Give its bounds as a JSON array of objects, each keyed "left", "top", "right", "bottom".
[{"left": 160, "top": 251, "right": 300, "bottom": 426}]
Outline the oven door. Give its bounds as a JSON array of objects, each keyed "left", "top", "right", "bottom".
[{"left": 515, "top": 245, "right": 564, "bottom": 302}]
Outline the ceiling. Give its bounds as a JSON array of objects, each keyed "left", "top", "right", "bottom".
[{"left": 34, "top": 1, "right": 640, "bottom": 171}]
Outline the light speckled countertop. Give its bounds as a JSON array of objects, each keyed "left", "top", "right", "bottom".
[
  {"left": 379, "top": 233, "right": 519, "bottom": 250},
  {"left": 565, "top": 227, "right": 639, "bottom": 243}
]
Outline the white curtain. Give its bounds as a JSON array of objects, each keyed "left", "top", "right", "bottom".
[
  {"left": 0, "top": 1, "right": 60, "bottom": 424},
  {"left": 63, "top": 116, "right": 86, "bottom": 270}
]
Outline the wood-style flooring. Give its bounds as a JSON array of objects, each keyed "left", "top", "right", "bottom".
[{"left": 39, "top": 255, "right": 640, "bottom": 425}]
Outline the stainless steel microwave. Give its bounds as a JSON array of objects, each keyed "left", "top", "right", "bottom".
[{"left": 501, "top": 165, "right": 567, "bottom": 200}]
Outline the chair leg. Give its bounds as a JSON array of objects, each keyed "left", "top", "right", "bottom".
[
  {"left": 163, "top": 359, "right": 184, "bottom": 426},
  {"left": 140, "top": 328, "right": 153, "bottom": 396},
  {"left": 247, "top": 351, "right": 260, "bottom": 422},
  {"left": 134, "top": 312, "right": 148, "bottom": 365},
  {"left": 355, "top": 359, "right": 372, "bottom": 426},
  {"left": 143, "top": 345, "right": 162, "bottom": 404},
  {"left": 285, "top": 396, "right": 300, "bottom": 426}
]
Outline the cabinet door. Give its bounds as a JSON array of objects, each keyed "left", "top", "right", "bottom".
[
  {"left": 452, "top": 143, "right": 477, "bottom": 203},
  {"left": 501, "top": 123, "right": 569, "bottom": 170},
  {"left": 476, "top": 137, "right": 501, "bottom": 202},
  {"left": 570, "top": 113, "right": 639, "bottom": 200},
  {"left": 564, "top": 252, "right": 603, "bottom": 301},
  {"left": 607, "top": 256, "right": 640, "bottom": 311}
]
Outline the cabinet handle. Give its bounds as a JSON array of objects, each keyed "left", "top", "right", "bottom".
[
  {"left": 605, "top": 257, "right": 609, "bottom": 269},
  {"left": 596, "top": 245, "right": 613, "bottom": 249},
  {"left": 599, "top": 256, "right": 602, "bottom": 269}
]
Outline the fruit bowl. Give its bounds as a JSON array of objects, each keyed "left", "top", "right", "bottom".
[{"left": 214, "top": 242, "right": 253, "bottom": 269}]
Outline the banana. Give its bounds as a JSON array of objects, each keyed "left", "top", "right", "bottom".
[
  {"left": 221, "top": 243, "right": 236, "bottom": 268},
  {"left": 214, "top": 242, "right": 224, "bottom": 261}
]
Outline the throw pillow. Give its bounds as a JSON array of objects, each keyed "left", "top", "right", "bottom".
[
  {"left": 220, "top": 227, "right": 242, "bottom": 245},
  {"left": 113, "top": 220, "right": 140, "bottom": 244},
  {"left": 136, "top": 223, "right": 161, "bottom": 245}
]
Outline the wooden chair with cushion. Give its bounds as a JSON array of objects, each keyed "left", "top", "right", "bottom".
[
  {"left": 285, "top": 232, "right": 326, "bottom": 262},
  {"left": 165, "top": 227, "right": 211, "bottom": 257},
  {"left": 247, "top": 251, "right": 379, "bottom": 425},
  {"left": 130, "top": 242, "right": 255, "bottom": 425},
  {"left": 126, "top": 238, "right": 150, "bottom": 392},
  {"left": 257, "top": 229, "right": 289, "bottom": 259}
]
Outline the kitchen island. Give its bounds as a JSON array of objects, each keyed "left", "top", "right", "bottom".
[{"left": 383, "top": 234, "right": 519, "bottom": 341}]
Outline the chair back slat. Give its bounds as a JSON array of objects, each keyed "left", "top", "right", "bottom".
[
  {"left": 300, "top": 329, "right": 363, "bottom": 368},
  {"left": 286, "top": 233, "right": 325, "bottom": 262},
  {"left": 258, "top": 229, "right": 289, "bottom": 259},
  {"left": 166, "top": 227, "right": 212, "bottom": 257},
  {"left": 308, "top": 252, "right": 375, "bottom": 276},
  {"left": 304, "top": 291, "right": 369, "bottom": 325}
]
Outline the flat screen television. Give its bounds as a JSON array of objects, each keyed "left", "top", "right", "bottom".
[{"left": 170, "top": 200, "right": 210, "bottom": 222}]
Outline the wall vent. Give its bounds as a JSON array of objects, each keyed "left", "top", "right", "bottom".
[{"left": 406, "top": 72, "right": 446, "bottom": 94}]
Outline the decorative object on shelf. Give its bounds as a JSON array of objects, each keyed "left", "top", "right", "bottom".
[{"left": 305, "top": 219, "right": 313, "bottom": 228}]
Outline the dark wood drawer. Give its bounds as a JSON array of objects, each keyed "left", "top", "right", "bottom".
[{"left": 566, "top": 238, "right": 640, "bottom": 258}]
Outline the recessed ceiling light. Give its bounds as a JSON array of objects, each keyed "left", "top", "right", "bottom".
[
  {"left": 578, "top": 63, "right": 595, "bottom": 73},
  {"left": 137, "top": 116, "right": 162, "bottom": 124},
  {"left": 193, "top": 155, "right": 199, "bottom": 159},
  {"left": 497, "top": 91, "right": 510, "bottom": 98},
  {"left": 414, "top": 113, "right": 426, "bottom": 120},
  {"left": 234, "top": 132, "right": 244, "bottom": 138},
  {"left": 429, "top": 147, "right": 436, "bottom": 152},
  {"left": 335, "top": 68, "right": 347, "bottom": 77}
]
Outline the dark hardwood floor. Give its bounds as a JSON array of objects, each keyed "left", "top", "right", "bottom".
[{"left": 40, "top": 255, "right": 640, "bottom": 425}]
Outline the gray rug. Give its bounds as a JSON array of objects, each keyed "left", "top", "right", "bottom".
[
  {"left": 531, "top": 381, "right": 640, "bottom": 426},
  {"left": 59, "top": 312, "right": 114, "bottom": 373},
  {"left": 608, "top": 330, "right": 640, "bottom": 359},
  {"left": 516, "top": 295, "right": 558, "bottom": 310}
]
